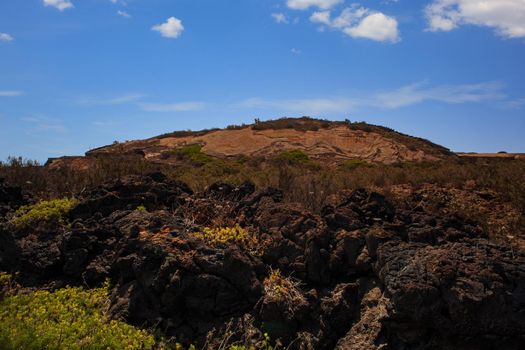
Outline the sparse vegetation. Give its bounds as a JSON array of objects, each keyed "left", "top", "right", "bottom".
[
  {"left": 0, "top": 280, "right": 159, "bottom": 350},
  {"left": 340, "top": 159, "right": 372, "bottom": 170},
  {"left": 273, "top": 150, "right": 310, "bottom": 164},
  {"left": 252, "top": 117, "right": 330, "bottom": 132},
  {"left": 262, "top": 269, "right": 307, "bottom": 333},
  {"left": 194, "top": 224, "right": 258, "bottom": 250},
  {"left": 263, "top": 269, "right": 304, "bottom": 303},
  {"left": 12, "top": 198, "right": 78, "bottom": 228},
  {"left": 136, "top": 204, "right": 147, "bottom": 212},
  {"left": 171, "top": 144, "right": 212, "bottom": 165},
  {"left": 2, "top": 155, "right": 525, "bottom": 221}
]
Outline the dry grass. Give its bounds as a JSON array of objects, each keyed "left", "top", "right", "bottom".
[
  {"left": 2, "top": 155, "right": 524, "bottom": 223},
  {"left": 263, "top": 269, "right": 305, "bottom": 306}
]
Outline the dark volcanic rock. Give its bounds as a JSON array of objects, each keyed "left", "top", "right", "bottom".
[
  {"left": 0, "top": 179, "right": 31, "bottom": 271},
  {"left": 3, "top": 177, "right": 525, "bottom": 350},
  {"left": 376, "top": 240, "right": 525, "bottom": 349},
  {"left": 0, "top": 177, "right": 31, "bottom": 218},
  {"left": 70, "top": 172, "right": 192, "bottom": 219}
]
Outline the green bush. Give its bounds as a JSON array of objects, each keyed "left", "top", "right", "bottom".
[
  {"left": 194, "top": 224, "right": 258, "bottom": 250},
  {"left": 171, "top": 144, "right": 212, "bottom": 165},
  {"left": 274, "top": 150, "right": 310, "bottom": 164},
  {"left": 12, "top": 198, "right": 78, "bottom": 228},
  {"left": 0, "top": 282, "right": 157, "bottom": 350}
]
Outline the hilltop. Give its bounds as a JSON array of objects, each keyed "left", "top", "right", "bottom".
[{"left": 47, "top": 118, "right": 452, "bottom": 169}]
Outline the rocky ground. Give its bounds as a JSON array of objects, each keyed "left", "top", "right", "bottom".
[{"left": 1, "top": 174, "right": 524, "bottom": 349}]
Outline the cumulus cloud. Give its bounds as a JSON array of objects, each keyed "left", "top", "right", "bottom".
[
  {"left": 425, "top": 0, "right": 525, "bottom": 38},
  {"left": 272, "top": 13, "right": 289, "bottom": 24},
  {"left": 140, "top": 102, "right": 206, "bottom": 112},
  {"left": 0, "top": 33, "right": 14, "bottom": 42},
  {"left": 344, "top": 13, "right": 399, "bottom": 42},
  {"left": 310, "top": 5, "right": 400, "bottom": 43},
  {"left": 152, "top": 17, "right": 184, "bottom": 39},
  {"left": 287, "top": 0, "right": 342, "bottom": 10},
  {"left": 310, "top": 11, "right": 331, "bottom": 25},
  {"left": 43, "top": 0, "right": 74, "bottom": 11}
]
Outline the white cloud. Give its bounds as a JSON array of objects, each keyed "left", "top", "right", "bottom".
[
  {"left": 310, "top": 11, "right": 331, "bottom": 25},
  {"left": 140, "top": 102, "right": 206, "bottom": 112},
  {"left": 76, "top": 94, "right": 144, "bottom": 106},
  {"left": 287, "top": 0, "right": 342, "bottom": 10},
  {"left": 152, "top": 17, "right": 184, "bottom": 39},
  {"left": 43, "top": 0, "right": 74, "bottom": 11},
  {"left": 290, "top": 48, "right": 302, "bottom": 54},
  {"left": 0, "top": 33, "right": 14, "bottom": 42},
  {"left": 503, "top": 97, "right": 525, "bottom": 109},
  {"left": 374, "top": 82, "right": 505, "bottom": 108},
  {"left": 0, "top": 90, "right": 22, "bottom": 97},
  {"left": 425, "top": 0, "right": 525, "bottom": 38},
  {"left": 117, "top": 10, "right": 131, "bottom": 18},
  {"left": 310, "top": 5, "right": 400, "bottom": 43},
  {"left": 272, "top": 13, "right": 289, "bottom": 24},
  {"left": 332, "top": 7, "right": 369, "bottom": 28},
  {"left": 233, "top": 81, "right": 506, "bottom": 114},
  {"left": 344, "top": 13, "right": 400, "bottom": 42}
]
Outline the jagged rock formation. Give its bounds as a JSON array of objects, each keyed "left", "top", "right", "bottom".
[{"left": 1, "top": 175, "right": 524, "bottom": 349}]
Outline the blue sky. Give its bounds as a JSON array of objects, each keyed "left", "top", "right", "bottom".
[{"left": 1, "top": 0, "right": 524, "bottom": 162}]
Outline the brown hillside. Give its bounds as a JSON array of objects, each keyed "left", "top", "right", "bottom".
[{"left": 76, "top": 118, "right": 451, "bottom": 166}]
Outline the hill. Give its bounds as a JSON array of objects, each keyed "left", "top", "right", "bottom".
[{"left": 47, "top": 118, "right": 452, "bottom": 169}]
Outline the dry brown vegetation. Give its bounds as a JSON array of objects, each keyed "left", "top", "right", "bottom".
[{"left": 1, "top": 155, "right": 524, "bottom": 217}]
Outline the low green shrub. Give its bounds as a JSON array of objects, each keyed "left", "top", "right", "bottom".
[
  {"left": 136, "top": 204, "right": 147, "bottom": 212},
  {"left": 274, "top": 150, "right": 310, "bottom": 164},
  {"left": 0, "top": 282, "right": 158, "bottom": 350},
  {"left": 12, "top": 198, "right": 78, "bottom": 228},
  {"left": 171, "top": 144, "right": 211, "bottom": 165},
  {"left": 194, "top": 224, "right": 258, "bottom": 250}
]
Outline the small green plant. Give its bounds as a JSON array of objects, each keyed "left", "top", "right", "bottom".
[
  {"left": 172, "top": 144, "right": 212, "bottom": 165},
  {"left": 0, "top": 281, "right": 158, "bottom": 350},
  {"left": 194, "top": 224, "right": 258, "bottom": 249},
  {"left": 12, "top": 198, "right": 78, "bottom": 228},
  {"left": 274, "top": 150, "right": 310, "bottom": 164},
  {"left": 136, "top": 204, "right": 147, "bottom": 212}
]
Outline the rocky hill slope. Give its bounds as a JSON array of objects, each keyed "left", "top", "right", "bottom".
[
  {"left": 47, "top": 118, "right": 452, "bottom": 169},
  {"left": 1, "top": 174, "right": 523, "bottom": 350}
]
